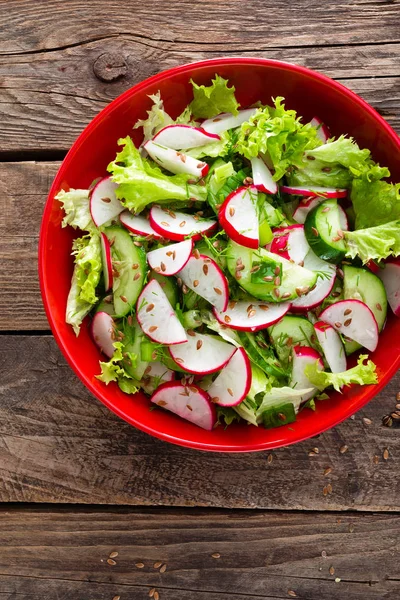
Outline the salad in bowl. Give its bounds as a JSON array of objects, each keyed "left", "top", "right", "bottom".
[{"left": 56, "top": 74, "right": 400, "bottom": 433}]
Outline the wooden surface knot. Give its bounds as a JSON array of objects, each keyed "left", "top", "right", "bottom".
[{"left": 93, "top": 52, "right": 127, "bottom": 82}]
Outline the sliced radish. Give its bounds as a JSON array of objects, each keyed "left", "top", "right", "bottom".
[
  {"left": 289, "top": 345, "right": 324, "bottom": 402},
  {"left": 377, "top": 260, "right": 400, "bottom": 317},
  {"left": 202, "top": 108, "right": 257, "bottom": 135},
  {"left": 213, "top": 299, "right": 290, "bottom": 332},
  {"left": 89, "top": 176, "right": 124, "bottom": 227},
  {"left": 281, "top": 185, "right": 347, "bottom": 199},
  {"left": 169, "top": 331, "right": 235, "bottom": 374},
  {"left": 218, "top": 185, "right": 259, "bottom": 249},
  {"left": 141, "top": 361, "right": 175, "bottom": 395},
  {"left": 293, "top": 197, "right": 348, "bottom": 229},
  {"left": 310, "top": 116, "right": 331, "bottom": 143},
  {"left": 136, "top": 279, "right": 187, "bottom": 345},
  {"left": 207, "top": 348, "right": 252, "bottom": 407},
  {"left": 319, "top": 299, "right": 379, "bottom": 352},
  {"left": 100, "top": 232, "right": 113, "bottom": 292},
  {"left": 152, "top": 124, "right": 220, "bottom": 149},
  {"left": 251, "top": 156, "right": 278, "bottom": 194},
  {"left": 151, "top": 381, "right": 216, "bottom": 430},
  {"left": 270, "top": 225, "right": 310, "bottom": 264},
  {"left": 291, "top": 250, "right": 336, "bottom": 312},
  {"left": 144, "top": 140, "right": 209, "bottom": 178},
  {"left": 91, "top": 312, "right": 115, "bottom": 358},
  {"left": 120, "top": 211, "right": 162, "bottom": 239},
  {"left": 147, "top": 239, "right": 193, "bottom": 276},
  {"left": 178, "top": 254, "right": 229, "bottom": 312},
  {"left": 314, "top": 321, "right": 347, "bottom": 373},
  {"left": 149, "top": 206, "right": 217, "bottom": 242}
]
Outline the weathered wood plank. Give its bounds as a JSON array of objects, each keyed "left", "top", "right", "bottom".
[
  {"left": 0, "top": 33, "right": 399, "bottom": 151},
  {"left": 0, "top": 335, "right": 399, "bottom": 509},
  {"left": 0, "top": 507, "right": 399, "bottom": 600}
]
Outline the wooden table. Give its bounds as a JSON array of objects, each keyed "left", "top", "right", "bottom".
[{"left": 1, "top": 1, "right": 400, "bottom": 598}]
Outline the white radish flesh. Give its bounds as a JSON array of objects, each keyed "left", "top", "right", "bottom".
[
  {"left": 147, "top": 239, "right": 193, "bottom": 276},
  {"left": 293, "top": 197, "right": 348, "bottom": 229},
  {"left": 377, "top": 260, "right": 400, "bottom": 317},
  {"left": 149, "top": 206, "right": 217, "bottom": 241},
  {"left": 291, "top": 250, "right": 336, "bottom": 312},
  {"left": 310, "top": 116, "right": 331, "bottom": 143},
  {"left": 120, "top": 211, "right": 162, "bottom": 238},
  {"left": 100, "top": 232, "right": 113, "bottom": 292},
  {"left": 136, "top": 279, "right": 187, "bottom": 345},
  {"left": 213, "top": 299, "right": 290, "bottom": 332},
  {"left": 218, "top": 185, "right": 259, "bottom": 249},
  {"left": 144, "top": 140, "right": 209, "bottom": 178},
  {"left": 178, "top": 254, "right": 229, "bottom": 312},
  {"left": 319, "top": 299, "right": 379, "bottom": 352},
  {"left": 152, "top": 124, "right": 220, "bottom": 149},
  {"left": 202, "top": 108, "right": 257, "bottom": 135},
  {"left": 281, "top": 185, "right": 347, "bottom": 199},
  {"left": 169, "top": 331, "right": 236, "bottom": 374},
  {"left": 251, "top": 156, "right": 278, "bottom": 194},
  {"left": 91, "top": 312, "right": 116, "bottom": 358},
  {"left": 151, "top": 381, "right": 216, "bottom": 430},
  {"left": 289, "top": 345, "right": 324, "bottom": 402},
  {"left": 90, "top": 176, "right": 124, "bottom": 227},
  {"left": 314, "top": 321, "right": 347, "bottom": 373},
  {"left": 270, "top": 225, "right": 310, "bottom": 264},
  {"left": 207, "top": 348, "right": 252, "bottom": 407},
  {"left": 141, "top": 361, "right": 175, "bottom": 395}
]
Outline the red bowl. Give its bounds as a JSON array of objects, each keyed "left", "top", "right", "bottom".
[{"left": 39, "top": 57, "right": 400, "bottom": 452}]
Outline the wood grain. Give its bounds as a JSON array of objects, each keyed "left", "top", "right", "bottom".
[
  {"left": 0, "top": 334, "right": 399, "bottom": 508},
  {"left": 0, "top": 34, "right": 399, "bottom": 152},
  {"left": 0, "top": 506, "right": 399, "bottom": 600}
]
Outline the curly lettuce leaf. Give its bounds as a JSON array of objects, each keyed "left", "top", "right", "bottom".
[
  {"left": 235, "top": 98, "right": 322, "bottom": 180},
  {"left": 186, "top": 131, "right": 232, "bottom": 159},
  {"left": 344, "top": 220, "right": 400, "bottom": 263},
  {"left": 65, "top": 270, "right": 93, "bottom": 336},
  {"left": 96, "top": 342, "right": 139, "bottom": 394},
  {"left": 256, "top": 386, "right": 313, "bottom": 416},
  {"left": 351, "top": 178, "right": 400, "bottom": 229},
  {"left": 216, "top": 406, "right": 242, "bottom": 427},
  {"left": 108, "top": 136, "right": 207, "bottom": 213},
  {"left": 133, "top": 92, "right": 174, "bottom": 143},
  {"left": 306, "top": 136, "right": 371, "bottom": 169},
  {"left": 56, "top": 188, "right": 95, "bottom": 233},
  {"left": 71, "top": 234, "right": 102, "bottom": 305},
  {"left": 189, "top": 75, "right": 239, "bottom": 119},
  {"left": 304, "top": 355, "right": 378, "bottom": 392}
]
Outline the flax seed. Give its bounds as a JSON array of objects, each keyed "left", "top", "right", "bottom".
[
  {"left": 339, "top": 445, "right": 348, "bottom": 454},
  {"left": 161, "top": 221, "right": 170, "bottom": 227},
  {"left": 335, "top": 321, "right": 342, "bottom": 328},
  {"left": 135, "top": 562, "right": 145, "bottom": 569},
  {"left": 203, "top": 264, "right": 209, "bottom": 275},
  {"left": 247, "top": 309, "right": 256, "bottom": 319},
  {"left": 211, "top": 553, "right": 221, "bottom": 559},
  {"left": 288, "top": 591, "right": 297, "bottom": 597},
  {"left": 264, "top": 275, "right": 274, "bottom": 282},
  {"left": 160, "top": 262, "right": 166, "bottom": 272},
  {"left": 273, "top": 288, "right": 281, "bottom": 298},
  {"left": 376, "top": 303, "right": 382, "bottom": 311},
  {"left": 267, "top": 454, "right": 273, "bottom": 464},
  {"left": 274, "top": 276, "right": 281, "bottom": 286},
  {"left": 259, "top": 304, "right": 269, "bottom": 311},
  {"left": 134, "top": 272, "right": 141, "bottom": 281},
  {"left": 344, "top": 308, "right": 352, "bottom": 315},
  {"left": 343, "top": 318, "right": 352, "bottom": 327},
  {"left": 282, "top": 292, "right": 291, "bottom": 299},
  {"left": 321, "top": 207, "right": 331, "bottom": 213},
  {"left": 383, "top": 448, "right": 389, "bottom": 460},
  {"left": 193, "top": 279, "right": 199, "bottom": 288},
  {"left": 274, "top": 265, "right": 280, "bottom": 275},
  {"left": 187, "top": 329, "right": 196, "bottom": 337},
  {"left": 193, "top": 249, "right": 200, "bottom": 259},
  {"left": 224, "top": 315, "right": 231, "bottom": 323},
  {"left": 227, "top": 388, "right": 234, "bottom": 397},
  {"left": 107, "top": 558, "right": 117, "bottom": 566},
  {"left": 154, "top": 592, "right": 160, "bottom": 600},
  {"left": 157, "top": 400, "right": 167, "bottom": 406},
  {"left": 362, "top": 417, "right": 372, "bottom": 425},
  {"left": 323, "top": 486, "right": 328, "bottom": 496},
  {"left": 113, "top": 596, "right": 121, "bottom": 600},
  {"left": 146, "top": 303, "right": 155, "bottom": 312},
  {"left": 120, "top": 295, "right": 128, "bottom": 303},
  {"left": 337, "top": 229, "right": 344, "bottom": 239},
  {"left": 236, "top": 264, "right": 245, "bottom": 271},
  {"left": 149, "top": 326, "right": 158, "bottom": 333},
  {"left": 109, "top": 551, "right": 119, "bottom": 559},
  {"left": 149, "top": 589, "right": 156, "bottom": 598},
  {"left": 101, "top": 197, "right": 111, "bottom": 203},
  {"left": 329, "top": 566, "right": 335, "bottom": 575},
  {"left": 235, "top": 270, "right": 242, "bottom": 280},
  {"left": 211, "top": 397, "right": 220, "bottom": 403},
  {"left": 382, "top": 414, "right": 393, "bottom": 427},
  {"left": 373, "top": 454, "right": 379, "bottom": 464},
  {"left": 229, "top": 207, "right": 235, "bottom": 217},
  {"left": 311, "top": 227, "right": 319, "bottom": 236},
  {"left": 179, "top": 220, "right": 186, "bottom": 228},
  {"left": 324, "top": 467, "right": 332, "bottom": 476},
  {"left": 214, "top": 287, "right": 222, "bottom": 295},
  {"left": 159, "top": 563, "right": 167, "bottom": 573},
  {"left": 228, "top": 300, "right": 237, "bottom": 309},
  {"left": 196, "top": 340, "right": 203, "bottom": 350},
  {"left": 132, "top": 263, "right": 139, "bottom": 270},
  {"left": 332, "top": 235, "right": 341, "bottom": 242}
]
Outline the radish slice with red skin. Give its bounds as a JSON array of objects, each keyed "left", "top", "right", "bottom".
[
  {"left": 291, "top": 251, "right": 336, "bottom": 312},
  {"left": 149, "top": 206, "right": 217, "bottom": 242},
  {"left": 151, "top": 381, "right": 216, "bottom": 430},
  {"left": 207, "top": 348, "right": 252, "bottom": 407},
  {"left": 293, "top": 197, "right": 348, "bottom": 229},
  {"left": 100, "top": 232, "right": 113, "bottom": 292},
  {"left": 213, "top": 299, "right": 290, "bottom": 332},
  {"left": 152, "top": 124, "right": 220, "bottom": 149},
  {"left": 218, "top": 185, "right": 259, "bottom": 249},
  {"left": 141, "top": 361, "right": 175, "bottom": 395},
  {"left": 169, "top": 331, "right": 236, "bottom": 374},
  {"left": 270, "top": 225, "right": 310, "bottom": 264},
  {"left": 319, "top": 299, "right": 379, "bottom": 352},
  {"left": 202, "top": 108, "right": 257, "bottom": 135},
  {"left": 147, "top": 239, "right": 193, "bottom": 276},
  {"left": 136, "top": 279, "right": 187, "bottom": 345},
  {"left": 310, "top": 116, "right": 331, "bottom": 143},
  {"left": 91, "top": 312, "right": 116, "bottom": 358},
  {"left": 377, "top": 260, "right": 400, "bottom": 317},
  {"left": 281, "top": 185, "right": 347, "bottom": 199},
  {"left": 144, "top": 140, "right": 209, "bottom": 178},
  {"left": 120, "top": 211, "right": 162, "bottom": 239},
  {"left": 178, "top": 254, "right": 229, "bottom": 312},
  {"left": 289, "top": 345, "right": 324, "bottom": 402},
  {"left": 314, "top": 321, "right": 347, "bottom": 373},
  {"left": 90, "top": 176, "right": 124, "bottom": 227},
  {"left": 251, "top": 156, "right": 278, "bottom": 194}
]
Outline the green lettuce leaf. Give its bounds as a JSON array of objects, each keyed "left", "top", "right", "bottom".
[
  {"left": 256, "top": 386, "right": 313, "bottom": 416},
  {"left": 351, "top": 178, "right": 400, "bottom": 229},
  {"left": 186, "top": 131, "right": 232, "bottom": 159},
  {"left": 133, "top": 92, "right": 174, "bottom": 143},
  {"left": 96, "top": 342, "right": 139, "bottom": 394},
  {"left": 304, "top": 355, "right": 378, "bottom": 392},
  {"left": 306, "top": 136, "right": 371, "bottom": 169},
  {"left": 216, "top": 406, "right": 242, "bottom": 427},
  {"left": 344, "top": 220, "right": 400, "bottom": 263},
  {"left": 108, "top": 136, "right": 207, "bottom": 213},
  {"left": 235, "top": 98, "right": 322, "bottom": 180},
  {"left": 71, "top": 234, "right": 102, "bottom": 304},
  {"left": 247, "top": 363, "right": 270, "bottom": 402},
  {"left": 56, "top": 188, "right": 95, "bottom": 233},
  {"left": 189, "top": 75, "right": 239, "bottom": 119},
  {"left": 65, "top": 270, "right": 93, "bottom": 335}
]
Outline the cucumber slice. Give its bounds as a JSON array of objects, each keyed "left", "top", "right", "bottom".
[
  {"left": 268, "top": 315, "right": 318, "bottom": 366},
  {"left": 304, "top": 199, "right": 346, "bottom": 263},
  {"left": 343, "top": 264, "right": 387, "bottom": 355},
  {"left": 259, "top": 196, "right": 286, "bottom": 228},
  {"left": 120, "top": 320, "right": 149, "bottom": 380},
  {"left": 95, "top": 295, "right": 115, "bottom": 316},
  {"left": 261, "top": 402, "right": 296, "bottom": 429},
  {"left": 227, "top": 240, "right": 317, "bottom": 303},
  {"left": 105, "top": 226, "right": 146, "bottom": 317},
  {"left": 149, "top": 270, "right": 178, "bottom": 307}
]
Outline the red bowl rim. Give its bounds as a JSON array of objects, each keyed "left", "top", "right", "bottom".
[{"left": 39, "top": 57, "right": 400, "bottom": 452}]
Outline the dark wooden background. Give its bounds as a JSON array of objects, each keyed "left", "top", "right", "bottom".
[{"left": 0, "top": 1, "right": 399, "bottom": 598}]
